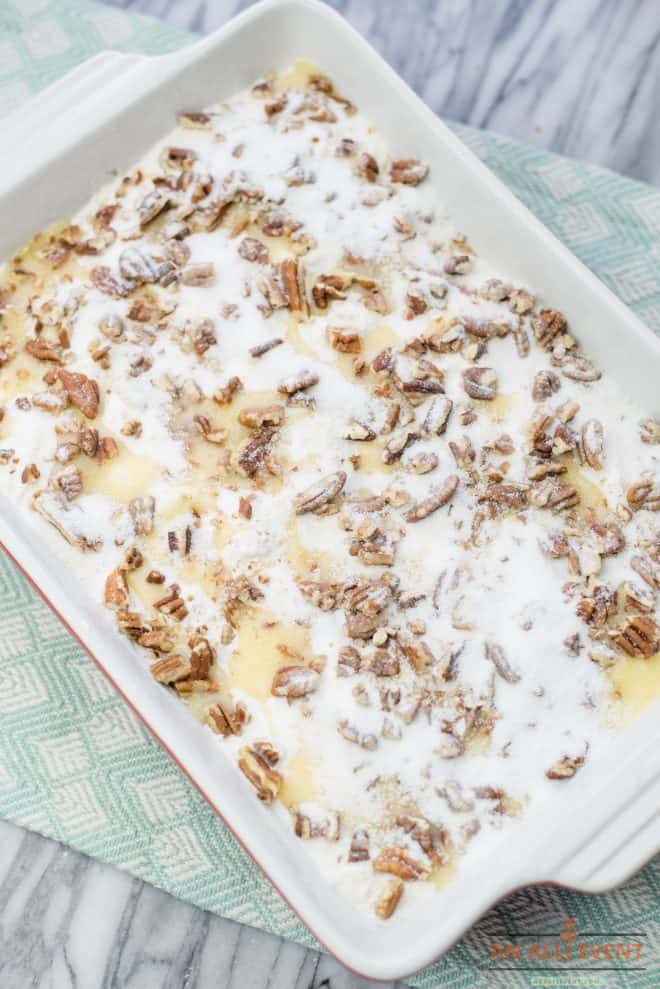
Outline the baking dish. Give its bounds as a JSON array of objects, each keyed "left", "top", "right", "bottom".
[{"left": 0, "top": 0, "right": 659, "bottom": 979}]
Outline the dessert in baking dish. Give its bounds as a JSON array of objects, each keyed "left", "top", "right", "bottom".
[{"left": 0, "top": 62, "right": 658, "bottom": 919}]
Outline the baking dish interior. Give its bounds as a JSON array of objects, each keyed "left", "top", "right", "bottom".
[{"left": 1, "top": 0, "right": 658, "bottom": 980}]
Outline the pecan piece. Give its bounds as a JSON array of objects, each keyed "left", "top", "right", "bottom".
[
  {"left": 463, "top": 366, "right": 498, "bottom": 401},
  {"left": 207, "top": 699, "right": 249, "bottom": 736},
  {"left": 271, "top": 665, "right": 320, "bottom": 699},
  {"left": 57, "top": 370, "right": 99, "bottom": 419},
  {"left": 375, "top": 879, "right": 403, "bottom": 920},
  {"left": 422, "top": 397, "right": 453, "bottom": 436},
  {"left": 238, "top": 745, "right": 282, "bottom": 804},
  {"left": 578, "top": 419, "right": 604, "bottom": 470},
  {"left": 328, "top": 327, "right": 361, "bottom": 353},
  {"left": 484, "top": 642, "right": 520, "bottom": 683},
  {"left": 294, "top": 471, "right": 346, "bottom": 515},
  {"left": 404, "top": 474, "right": 459, "bottom": 523},
  {"left": 104, "top": 567, "right": 128, "bottom": 607},
  {"left": 372, "top": 847, "right": 429, "bottom": 881},
  {"left": 280, "top": 257, "right": 310, "bottom": 317},
  {"left": 532, "top": 370, "right": 560, "bottom": 402},
  {"left": 640, "top": 418, "right": 660, "bottom": 445},
  {"left": 181, "top": 262, "right": 215, "bottom": 286},
  {"left": 546, "top": 753, "right": 585, "bottom": 780},
  {"left": 349, "top": 827, "right": 370, "bottom": 861},
  {"left": 627, "top": 479, "right": 660, "bottom": 512},
  {"left": 238, "top": 237, "right": 269, "bottom": 264},
  {"left": 390, "top": 159, "right": 428, "bottom": 185},
  {"left": 129, "top": 496, "right": 155, "bottom": 536},
  {"left": 236, "top": 426, "right": 276, "bottom": 479},
  {"left": 278, "top": 369, "right": 318, "bottom": 395},
  {"left": 337, "top": 720, "right": 377, "bottom": 750},
  {"left": 609, "top": 615, "right": 658, "bottom": 657},
  {"left": 238, "top": 403, "right": 285, "bottom": 428},
  {"left": 151, "top": 655, "right": 192, "bottom": 684},
  {"left": 532, "top": 309, "right": 566, "bottom": 349}
]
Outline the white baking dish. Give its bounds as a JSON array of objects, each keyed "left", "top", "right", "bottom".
[{"left": 1, "top": 0, "right": 659, "bottom": 979}]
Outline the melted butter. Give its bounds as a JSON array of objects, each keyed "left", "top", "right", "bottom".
[
  {"left": 0, "top": 353, "right": 42, "bottom": 407},
  {"left": 430, "top": 860, "right": 456, "bottom": 890},
  {"left": 180, "top": 390, "right": 295, "bottom": 493},
  {"left": 479, "top": 391, "right": 518, "bottom": 421},
  {"left": 275, "top": 59, "right": 320, "bottom": 93},
  {"left": 229, "top": 608, "right": 318, "bottom": 702},
  {"left": 562, "top": 460, "right": 608, "bottom": 516},
  {"left": 286, "top": 317, "right": 401, "bottom": 387},
  {"left": 609, "top": 653, "right": 660, "bottom": 722},
  {"left": 279, "top": 747, "right": 320, "bottom": 808},
  {"left": 78, "top": 443, "right": 160, "bottom": 501},
  {"left": 285, "top": 516, "right": 346, "bottom": 583}
]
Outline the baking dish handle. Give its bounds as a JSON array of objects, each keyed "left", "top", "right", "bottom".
[
  {"left": 0, "top": 51, "right": 152, "bottom": 146},
  {"left": 545, "top": 740, "right": 659, "bottom": 893}
]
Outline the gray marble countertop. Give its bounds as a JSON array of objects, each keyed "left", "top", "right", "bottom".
[{"left": 1, "top": 1, "right": 659, "bottom": 987}]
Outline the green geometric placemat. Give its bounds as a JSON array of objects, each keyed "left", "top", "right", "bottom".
[{"left": 0, "top": 2, "right": 658, "bottom": 985}]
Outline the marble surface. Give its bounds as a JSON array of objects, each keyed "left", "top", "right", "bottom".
[{"left": 2, "top": 1, "right": 659, "bottom": 987}]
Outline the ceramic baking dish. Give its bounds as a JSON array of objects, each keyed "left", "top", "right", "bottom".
[{"left": 0, "top": 0, "right": 658, "bottom": 979}]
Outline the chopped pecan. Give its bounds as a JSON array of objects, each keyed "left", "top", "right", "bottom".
[
  {"left": 238, "top": 745, "right": 282, "bottom": 804},
  {"left": 238, "top": 403, "right": 285, "bottom": 428},
  {"left": 151, "top": 655, "right": 191, "bottom": 684},
  {"left": 508, "top": 288, "right": 536, "bottom": 314},
  {"left": 529, "top": 480, "right": 579, "bottom": 511},
  {"left": 627, "top": 479, "right": 660, "bottom": 512},
  {"left": 546, "top": 753, "right": 585, "bottom": 780},
  {"left": 532, "top": 370, "right": 561, "bottom": 402},
  {"left": 443, "top": 254, "right": 471, "bottom": 276},
  {"left": 621, "top": 580, "right": 656, "bottom": 614},
  {"left": 138, "top": 188, "right": 170, "bottom": 226},
  {"left": 213, "top": 376, "right": 243, "bottom": 405},
  {"left": 189, "top": 635, "right": 214, "bottom": 679},
  {"left": 298, "top": 579, "right": 341, "bottom": 611},
  {"left": 609, "top": 615, "right": 658, "bottom": 657},
  {"left": 207, "top": 699, "right": 249, "bottom": 736},
  {"left": 271, "top": 665, "right": 320, "bottom": 699},
  {"left": 249, "top": 337, "right": 283, "bottom": 358},
  {"left": 591, "top": 523, "right": 624, "bottom": 556},
  {"left": 349, "top": 827, "right": 370, "bottom": 861},
  {"left": 375, "top": 879, "right": 403, "bottom": 920},
  {"left": 57, "top": 370, "right": 99, "bottom": 419},
  {"left": 280, "top": 257, "right": 310, "bottom": 317},
  {"left": 337, "top": 719, "right": 377, "bottom": 750},
  {"left": 294, "top": 809, "right": 340, "bottom": 841},
  {"left": 372, "top": 847, "right": 429, "bottom": 881},
  {"left": 278, "top": 369, "right": 318, "bottom": 395},
  {"left": 344, "top": 419, "right": 376, "bottom": 441},
  {"left": 104, "top": 567, "right": 128, "bottom": 607},
  {"left": 390, "top": 159, "right": 428, "bottom": 185},
  {"left": 294, "top": 471, "right": 346, "bottom": 515},
  {"left": 129, "top": 496, "right": 155, "bottom": 536},
  {"left": 631, "top": 555, "right": 660, "bottom": 589},
  {"left": 404, "top": 474, "right": 458, "bottom": 522},
  {"left": 532, "top": 309, "right": 566, "bottom": 349},
  {"left": 239, "top": 237, "right": 269, "bottom": 264},
  {"left": 578, "top": 419, "right": 604, "bottom": 470},
  {"left": 54, "top": 464, "right": 83, "bottom": 501},
  {"left": 422, "top": 397, "right": 453, "bottom": 436},
  {"left": 484, "top": 642, "right": 520, "bottom": 683},
  {"left": 463, "top": 366, "right": 498, "bottom": 401},
  {"left": 328, "top": 327, "right": 361, "bottom": 353},
  {"left": 337, "top": 645, "right": 362, "bottom": 676},
  {"left": 236, "top": 426, "right": 277, "bottom": 478},
  {"left": 640, "top": 418, "right": 660, "bottom": 445}
]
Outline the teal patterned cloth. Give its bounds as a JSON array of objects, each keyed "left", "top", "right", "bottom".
[{"left": 0, "top": 2, "right": 658, "bottom": 985}]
